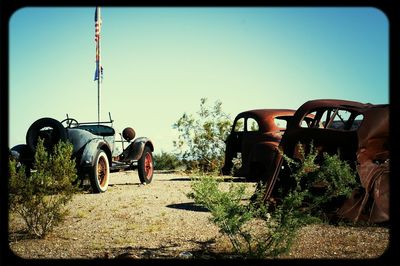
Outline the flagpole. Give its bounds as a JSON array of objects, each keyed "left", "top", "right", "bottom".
[
  {"left": 97, "top": 40, "right": 101, "bottom": 124},
  {"left": 94, "top": 6, "right": 102, "bottom": 124}
]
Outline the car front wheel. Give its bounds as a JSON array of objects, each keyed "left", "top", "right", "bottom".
[
  {"left": 90, "top": 150, "right": 110, "bottom": 193},
  {"left": 138, "top": 146, "right": 154, "bottom": 184}
]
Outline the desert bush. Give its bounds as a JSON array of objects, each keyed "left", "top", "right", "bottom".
[
  {"left": 153, "top": 151, "right": 183, "bottom": 170},
  {"left": 282, "top": 142, "right": 357, "bottom": 219},
  {"left": 173, "top": 98, "right": 232, "bottom": 173},
  {"left": 187, "top": 175, "right": 310, "bottom": 258},
  {"left": 187, "top": 176, "right": 253, "bottom": 254},
  {"left": 188, "top": 142, "right": 357, "bottom": 258},
  {"left": 9, "top": 139, "right": 78, "bottom": 238}
]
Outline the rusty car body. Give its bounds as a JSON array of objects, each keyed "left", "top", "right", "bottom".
[
  {"left": 221, "top": 109, "right": 297, "bottom": 181},
  {"left": 262, "top": 99, "right": 389, "bottom": 223},
  {"left": 10, "top": 114, "right": 155, "bottom": 193}
]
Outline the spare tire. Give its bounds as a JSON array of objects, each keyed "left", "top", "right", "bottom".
[
  {"left": 26, "top": 117, "right": 67, "bottom": 153},
  {"left": 122, "top": 127, "right": 136, "bottom": 141}
]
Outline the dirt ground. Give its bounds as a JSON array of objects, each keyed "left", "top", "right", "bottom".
[{"left": 8, "top": 171, "right": 389, "bottom": 260}]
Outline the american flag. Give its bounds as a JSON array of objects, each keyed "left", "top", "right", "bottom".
[
  {"left": 94, "top": 7, "right": 103, "bottom": 81},
  {"left": 94, "top": 7, "right": 102, "bottom": 43},
  {"left": 94, "top": 65, "right": 103, "bottom": 81}
]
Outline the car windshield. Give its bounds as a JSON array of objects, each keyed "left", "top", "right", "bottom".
[
  {"left": 76, "top": 125, "right": 115, "bottom": 136},
  {"left": 300, "top": 108, "right": 363, "bottom": 131},
  {"left": 274, "top": 116, "right": 290, "bottom": 129}
]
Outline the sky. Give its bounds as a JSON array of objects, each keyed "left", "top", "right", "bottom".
[{"left": 9, "top": 7, "right": 389, "bottom": 153}]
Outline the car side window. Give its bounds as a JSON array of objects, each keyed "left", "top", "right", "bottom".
[
  {"left": 326, "top": 109, "right": 351, "bottom": 129},
  {"left": 320, "top": 110, "right": 332, "bottom": 128},
  {"left": 300, "top": 108, "right": 363, "bottom": 131},
  {"left": 274, "top": 117, "right": 287, "bottom": 129},
  {"left": 350, "top": 114, "right": 364, "bottom": 130},
  {"left": 300, "top": 120, "right": 309, "bottom": 128},
  {"left": 247, "top": 118, "right": 259, "bottom": 132},
  {"left": 300, "top": 111, "right": 317, "bottom": 128},
  {"left": 234, "top": 118, "right": 245, "bottom": 132}
]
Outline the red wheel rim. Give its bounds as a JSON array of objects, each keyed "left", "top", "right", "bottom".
[
  {"left": 97, "top": 156, "right": 108, "bottom": 187},
  {"left": 144, "top": 152, "right": 153, "bottom": 179}
]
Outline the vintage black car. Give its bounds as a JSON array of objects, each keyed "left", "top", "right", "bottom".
[{"left": 10, "top": 114, "right": 154, "bottom": 193}]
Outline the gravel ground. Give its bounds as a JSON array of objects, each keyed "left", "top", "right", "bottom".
[{"left": 8, "top": 171, "right": 389, "bottom": 260}]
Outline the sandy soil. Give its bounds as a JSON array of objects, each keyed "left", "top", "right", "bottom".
[{"left": 8, "top": 171, "right": 389, "bottom": 260}]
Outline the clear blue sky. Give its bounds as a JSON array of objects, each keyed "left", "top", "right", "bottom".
[{"left": 9, "top": 7, "right": 389, "bottom": 153}]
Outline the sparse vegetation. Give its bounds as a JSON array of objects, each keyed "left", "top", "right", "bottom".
[
  {"left": 188, "top": 142, "right": 359, "bottom": 258},
  {"left": 188, "top": 175, "right": 311, "bottom": 258},
  {"left": 74, "top": 210, "right": 88, "bottom": 219},
  {"left": 8, "top": 139, "right": 78, "bottom": 238},
  {"left": 153, "top": 151, "right": 183, "bottom": 170},
  {"left": 173, "top": 98, "right": 232, "bottom": 173},
  {"left": 282, "top": 142, "right": 357, "bottom": 220},
  {"left": 8, "top": 171, "right": 388, "bottom": 259}
]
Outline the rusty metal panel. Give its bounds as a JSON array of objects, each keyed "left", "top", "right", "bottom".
[
  {"left": 338, "top": 105, "right": 389, "bottom": 223},
  {"left": 222, "top": 109, "right": 296, "bottom": 180},
  {"left": 262, "top": 99, "right": 390, "bottom": 224},
  {"left": 244, "top": 109, "right": 297, "bottom": 132}
]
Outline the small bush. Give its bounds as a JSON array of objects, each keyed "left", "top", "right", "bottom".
[
  {"left": 283, "top": 142, "right": 357, "bottom": 219},
  {"left": 187, "top": 176, "right": 309, "bottom": 258},
  {"left": 153, "top": 151, "right": 183, "bottom": 170},
  {"left": 9, "top": 139, "right": 78, "bottom": 238},
  {"left": 188, "top": 176, "right": 253, "bottom": 254},
  {"left": 188, "top": 142, "right": 357, "bottom": 258}
]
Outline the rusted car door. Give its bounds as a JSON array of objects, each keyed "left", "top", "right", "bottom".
[
  {"left": 239, "top": 116, "right": 264, "bottom": 176},
  {"left": 222, "top": 115, "right": 244, "bottom": 175},
  {"left": 282, "top": 108, "right": 362, "bottom": 165},
  {"left": 225, "top": 114, "right": 260, "bottom": 176}
]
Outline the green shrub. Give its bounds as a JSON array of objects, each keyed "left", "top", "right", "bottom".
[
  {"left": 173, "top": 98, "right": 232, "bottom": 173},
  {"left": 188, "top": 176, "right": 253, "bottom": 254},
  {"left": 283, "top": 142, "right": 357, "bottom": 219},
  {"left": 187, "top": 175, "right": 310, "bottom": 258},
  {"left": 188, "top": 142, "right": 357, "bottom": 258},
  {"left": 153, "top": 151, "right": 183, "bottom": 170},
  {"left": 9, "top": 139, "right": 78, "bottom": 238}
]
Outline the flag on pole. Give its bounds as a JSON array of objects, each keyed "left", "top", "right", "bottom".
[
  {"left": 94, "top": 65, "right": 104, "bottom": 81},
  {"left": 94, "top": 6, "right": 102, "bottom": 43},
  {"left": 94, "top": 7, "right": 103, "bottom": 81}
]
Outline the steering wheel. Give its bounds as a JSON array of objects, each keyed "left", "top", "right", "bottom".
[{"left": 61, "top": 118, "right": 79, "bottom": 128}]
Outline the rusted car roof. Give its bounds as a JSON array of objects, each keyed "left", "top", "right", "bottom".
[
  {"left": 236, "top": 109, "right": 296, "bottom": 132},
  {"left": 287, "top": 99, "right": 375, "bottom": 130}
]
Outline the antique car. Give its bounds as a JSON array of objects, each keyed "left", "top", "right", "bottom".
[
  {"left": 221, "top": 109, "right": 298, "bottom": 181},
  {"left": 10, "top": 114, "right": 154, "bottom": 193},
  {"left": 262, "top": 99, "right": 389, "bottom": 223}
]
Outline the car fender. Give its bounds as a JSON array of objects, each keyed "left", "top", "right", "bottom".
[
  {"left": 10, "top": 144, "right": 34, "bottom": 166},
  {"left": 249, "top": 141, "right": 280, "bottom": 166},
  {"left": 247, "top": 141, "right": 282, "bottom": 182},
  {"left": 123, "top": 137, "right": 154, "bottom": 161},
  {"left": 79, "top": 138, "right": 112, "bottom": 168}
]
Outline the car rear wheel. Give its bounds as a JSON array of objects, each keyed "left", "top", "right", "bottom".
[
  {"left": 138, "top": 146, "right": 154, "bottom": 184},
  {"left": 90, "top": 150, "right": 110, "bottom": 193}
]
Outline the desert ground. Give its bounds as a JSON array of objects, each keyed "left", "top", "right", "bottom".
[{"left": 8, "top": 170, "right": 389, "bottom": 260}]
